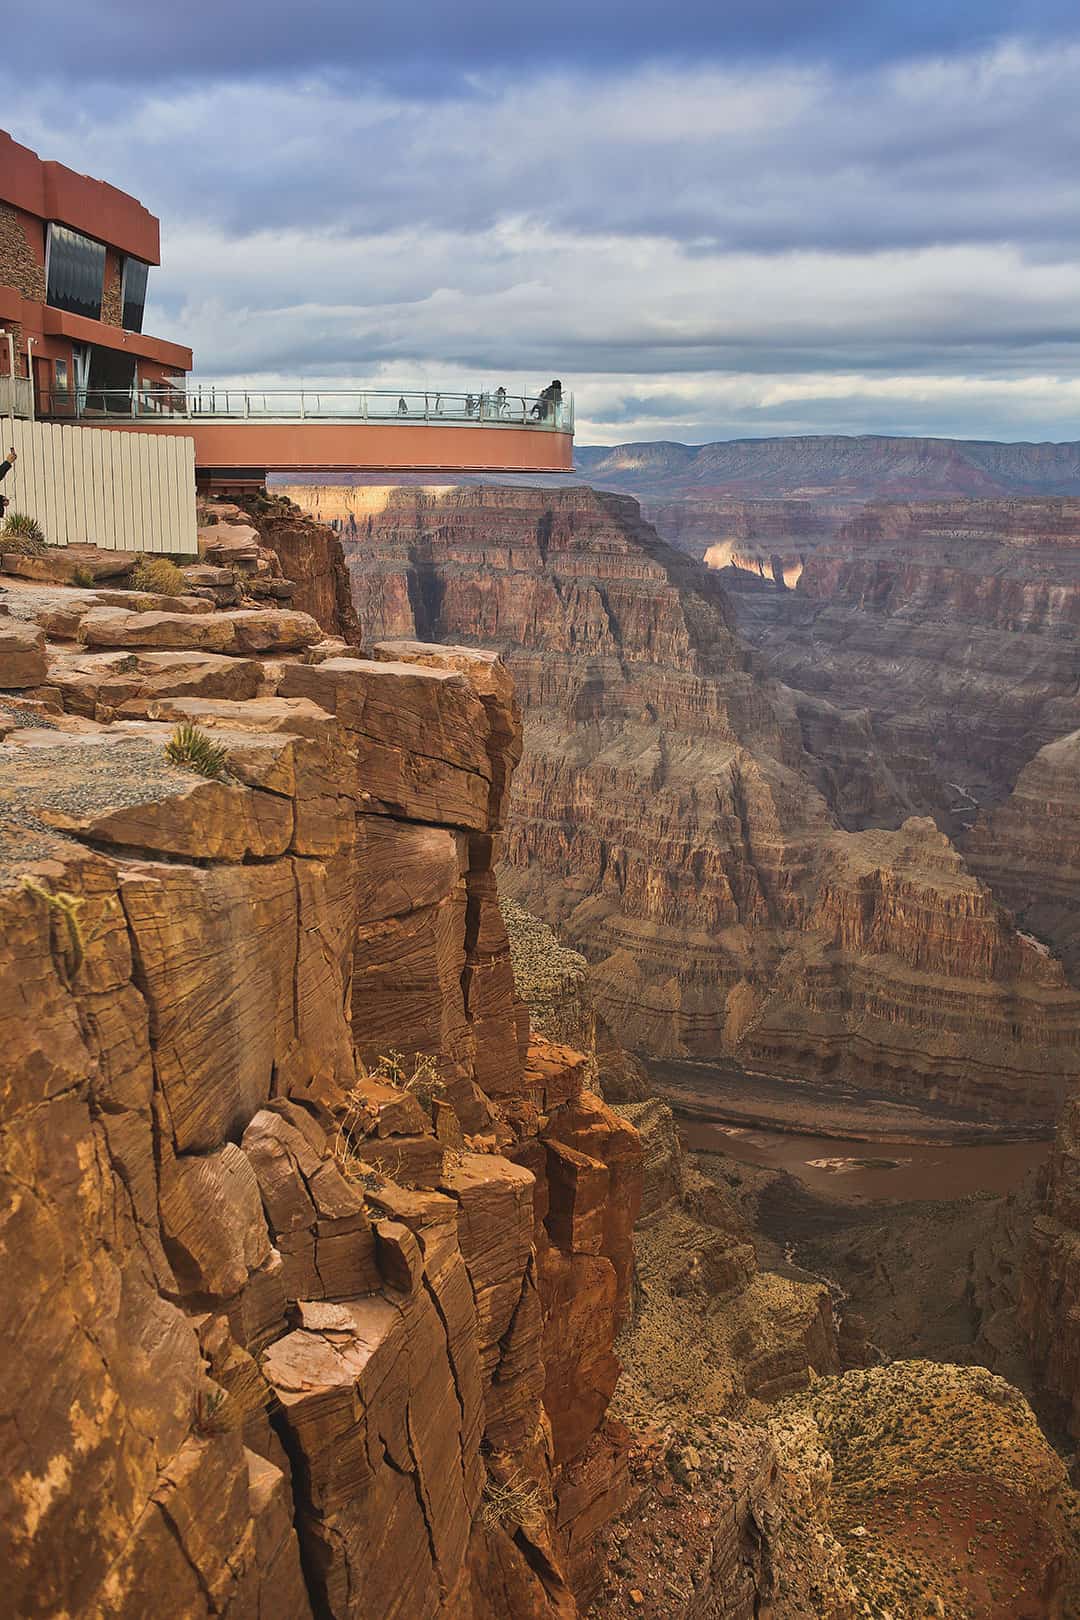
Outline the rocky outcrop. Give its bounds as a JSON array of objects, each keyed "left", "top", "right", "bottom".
[
  {"left": 282, "top": 481, "right": 1080, "bottom": 1126},
  {"left": 0, "top": 587, "right": 643, "bottom": 1618},
  {"left": 233, "top": 493, "right": 362, "bottom": 643},
  {"left": 769, "top": 1362, "right": 1080, "bottom": 1620},
  {"left": 501, "top": 897, "right": 595, "bottom": 1061}
]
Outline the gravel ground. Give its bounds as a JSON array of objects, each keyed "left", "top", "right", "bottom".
[{"left": 0, "top": 732, "right": 196, "bottom": 870}]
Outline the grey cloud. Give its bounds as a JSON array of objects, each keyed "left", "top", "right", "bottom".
[{"left": 9, "top": 47, "right": 1080, "bottom": 255}]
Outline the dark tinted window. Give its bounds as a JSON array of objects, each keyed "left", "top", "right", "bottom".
[
  {"left": 121, "top": 257, "right": 149, "bottom": 332},
  {"left": 86, "top": 344, "right": 135, "bottom": 411},
  {"left": 46, "top": 224, "right": 105, "bottom": 320}
]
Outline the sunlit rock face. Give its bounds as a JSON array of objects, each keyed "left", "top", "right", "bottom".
[
  {"left": 282, "top": 480, "right": 1080, "bottom": 1127},
  {"left": 0, "top": 564, "right": 644, "bottom": 1620}
]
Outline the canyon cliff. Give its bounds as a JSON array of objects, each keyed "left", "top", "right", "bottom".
[
  {"left": 0, "top": 520, "right": 644, "bottom": 1619},
  {"left": 283, "top": 481, "right": 1080, "bottom": 1126}
]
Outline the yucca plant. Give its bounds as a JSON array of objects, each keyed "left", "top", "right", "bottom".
[
  {"left": 1, "top": 512, "right": 47, "bottom": 555},
  {"left": 129, "top": 553, "right": 186, "bottom": 596},
  {"left": 164, "top": 722, "right": 230, "bottom": 781}
]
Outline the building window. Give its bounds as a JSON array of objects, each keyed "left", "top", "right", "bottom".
[
  {"left": 46, "top": 224, "right": 106, "bottom": 320},
  {"left": 121, "top": 257, "right": 149, "bottom": 333}
]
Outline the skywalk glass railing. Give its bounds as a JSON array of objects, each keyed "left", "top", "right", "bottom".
[{"left": 37, "top": 385, "right": 574, "bottom": 432}]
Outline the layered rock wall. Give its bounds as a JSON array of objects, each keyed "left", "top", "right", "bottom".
[
  {"left": 0, "top": 583, "right": 641, "bottom": 1618},
  {"left": 712, "top": 498, "right": 1080, "bottom": 811}
]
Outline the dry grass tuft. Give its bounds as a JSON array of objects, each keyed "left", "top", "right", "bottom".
[
  {"left": 194, "top": 1361, "right": 276, "bottom": 1436},
  {"left": 480, "top": 1468, "right": 546, "bottom": 1533},
  {"left": 22, "top": 879, "right": 117, "bottom": 983},
  {"left": 332, "top": 1051, "right": 447, "bottom": 1190},
  {"left": 129, "top": 554, "right": 186, "bottom": 596}
]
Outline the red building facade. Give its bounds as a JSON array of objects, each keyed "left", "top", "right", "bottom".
[{"left": 0, "top": 128, "right": 192, "bottom": 414}]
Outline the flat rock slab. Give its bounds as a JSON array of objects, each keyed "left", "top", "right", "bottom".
[
  {"left": 1, "top": 729, "right": 295, "bottom": 862},
  {"left": 280, "top": 657, "right": 494, "bottom": 829},
  {"left": 46, "top": 648, "right": 264, "bottom": 715}
]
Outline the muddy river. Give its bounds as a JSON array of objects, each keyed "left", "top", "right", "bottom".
[{"left": 680, "top": 1118, "right": 1050, "bottom": 1202}]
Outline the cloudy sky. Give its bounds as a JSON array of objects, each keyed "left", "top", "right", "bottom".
[{"left": 8, "top": 1, "right": 1080, "bottom": 442}]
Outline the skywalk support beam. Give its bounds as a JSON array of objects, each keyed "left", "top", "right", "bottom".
[{"left": 100, "top": 418, "right": 574, "bottom": 481}]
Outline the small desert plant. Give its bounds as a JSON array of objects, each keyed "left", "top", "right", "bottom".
[
  {"left": 22, "top": 879, "right": 118, "bottom": 983},
  {"left": 164, "top": 722, "right": 230, "bottom": 781},
  {"left": 332, "top": 1089, "right": 383, "bottom": 1186},
  {"left": 480, "top": 1469, "right": 546, "bottom": 1533},
  {"left": 1, "top": 511, "right": 46, "bottom": 555},
  {"left": 194, "top": 1361, "right": 276, "bottom": 1436},
  {"left": 366, "top": 1049, "right": 445, "bottom": 1116},
  {"left": 332, "top": 1051, "right": 445, "bottom": 1188},
  {"left": 129, "top": 553, "right": 186, "bottom": 596},
  {"left": 70, "top": 564, "right": 95, "bottom": 587}
]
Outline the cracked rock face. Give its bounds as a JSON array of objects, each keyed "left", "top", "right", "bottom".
[
  {"left": 288, "top": 481, "right": 1080, "bottom": 1126},
  {"left": 0, "top": 588, "right": 642, "bottom": 1620}
]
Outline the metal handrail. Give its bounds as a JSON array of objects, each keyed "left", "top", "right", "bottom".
[{"left": 37, "top": 384, "right": 574, "bottom": 432}]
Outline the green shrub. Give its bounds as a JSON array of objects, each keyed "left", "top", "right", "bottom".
[
  {"left": 164, "top": 722, "right": 230, "bottom": 781},
  {"left": 1, "top": 512, "right": 46, "bottom": 555},
  {"left": 70, "top": 564, "right": 95, "bottom": 588},
  {"left": 129, "top": 553, "right": 186, "bottom": 596}
]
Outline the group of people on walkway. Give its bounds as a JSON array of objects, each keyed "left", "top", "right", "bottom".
[{"left": 393, "top": 383, "right": 563, "bottom": 421}]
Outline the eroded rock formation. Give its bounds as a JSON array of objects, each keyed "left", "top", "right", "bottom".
[
  {"left": 1022, "top": 1095, "right": 1080, "bottom": 1444},
  {"left": 0, "top": 562, "right": 643, "bottom": 1617}
]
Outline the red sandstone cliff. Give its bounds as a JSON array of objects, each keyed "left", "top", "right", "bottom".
[
  {"left": 283, "top": 482, "right": 1080, "bottom": 1126},
  {"left": 0, "top": 561, "right": 642, "bottom": 1617},
  {"left": 4, "top": 506, "right": 1080, "bottom": 1617}
]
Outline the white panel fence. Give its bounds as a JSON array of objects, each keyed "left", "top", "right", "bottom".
[{"left": 0, "top": 418, "right": 197, "bottom": 555}]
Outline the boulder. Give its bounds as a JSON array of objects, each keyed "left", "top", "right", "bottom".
[
  {"left": 0, "top": 621, "right": 47, "bottom": 688},
  {"left": 279, "top": 657, "right": 494, "bottom": 829}
]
